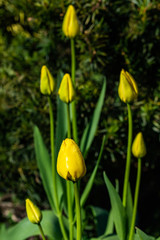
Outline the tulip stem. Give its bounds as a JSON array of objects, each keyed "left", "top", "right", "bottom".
[
  {"left": 74, "top": 181, "right": 82, "bottom": 240},
  {"left": 38, "top": 223, "right": 46, "bottom": 240},
  {"left": 122, "top": 103, "right": 133, "bottom": 207},
  {"left": 48, "top": 96, "right": 58, "bottom": 208},
  {"left": 67, "top": 103, "right": 71, "bottom": 138},
  {"left": 128, "top": 158, "right": 141, "bottom": 240},
  {"left": 67, "top": 103, "right": 74, "bottom": 240},
  {"left": 48, "top": 97, "right": 68, "bottom": 240},
  {"left": 71, "top": 38, "right": 78, "bottom": 144}
]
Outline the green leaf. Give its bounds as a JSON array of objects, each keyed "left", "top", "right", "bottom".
[
  {"left": 89, "top": 206, "right": 108, "bottom": 236},
  {"left": 55, "top": 70, "right": 68, "bottom": 212},
  {"left": 80, "top": 78, "right": 107, "bottom": 157},
  {"left": 104, "top": 209, "right": 114, "bottom": 236},
  {"left": 103, "top": 172, "right": 126, "bottom": 240},
  {"left": 80, "top": 135, "right": 107, "bottom": 207},
  {"left": 126, "top": 183, "right": 133, "bottom": 233},
  {"left": 1, "top": 210, "right": 61, "bottom": 240},
  {"left": 55, "top": 70, "right": 67, "bottom": 158},
  {"left": 136, "top": 228, "right": 155, "bottom": 240},
  {"left": 90, "top": 234, "right": 119, "bottom": 240},
  {"left": 34, "top": 126, "right": 55, "bottom": 210}
]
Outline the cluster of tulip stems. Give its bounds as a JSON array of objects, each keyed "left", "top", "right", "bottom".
[{"left": 25, "top": 5, "right": 147, "bottom": 240}]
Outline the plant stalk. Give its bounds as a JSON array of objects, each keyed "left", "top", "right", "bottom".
[
  {"left": 128, "top": 158, "right": 141, "bottom": 240},
  {"left": 48, "top": 96, "right": 68, "bottom": 240},
  {"left": 74, "top": 182, "right": 82, "bottom": 240},
  {"left": 122, "top": 103, "right": 133, "bottom": 207},
  {"left": 38, "top": 223, "right": 46, "bottom": 240},
  {"left": 66, "top": 103, "right": 74, "bottom": 240},
  {"left": 71, "top": 38, "right": 78, "bottom": 144}
]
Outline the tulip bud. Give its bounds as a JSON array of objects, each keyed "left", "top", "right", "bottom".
[
  {"left": 118, "top": 69, "right": 138, "bottom": 103},
  {"left": 26, "top": 199, "right": 42, "bottom": 224},
  {"left": 58, "top": 73, "right": 75, "bottom": 103},
  {"left": 57, "top": 138, "right": 86, "bottom": 182},
  {"left": 62, "top": 5, "right": 79, "bottom": 38},
  {"left": 40, "top": 65, "right": 55, "bottom": 95},
  {"left": 132, "top": 132, "right": 147, "bottom": 158}
]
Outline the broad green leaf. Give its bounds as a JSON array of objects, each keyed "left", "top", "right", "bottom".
[
  {"left": 55, "top": 70, "right": 67, "bottom": 158},
  {"left": 136, "top": 228, "right": 155, "bottom": 240},
  {"left": 103, "top": 172, "right": 126, "bottom": 240},
  {"left": 2, "top": 210, "right": 62, "bottom": 240},
  {"left": 55, "top": 70, "right": 70, "bottom": 212},
  {"left": 80, "top": 135, "right": 107, "bottom": 207},
  {"left": 34, "top": 126, "right": 55, "bottom": 210},
  {"left": 126, "top": 183, "right": 133, "bottom": 233},
  {"left": 90, "top": 234, "right": 119, "bottom": 240},
  {"left": 104, "top": 209, "right": 114, "bottom": 235},
  {"left": 90, "top": 206, "right": 108, "bottom": 237},
  {"left": 80, "top": 78, "right": 107, "bottom": 157}
]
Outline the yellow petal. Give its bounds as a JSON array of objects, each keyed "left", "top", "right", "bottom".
[
  {"left": 132, "top": 132, "right": 147, "bottom": 158},
  {"left": 58, "top": 73, "right": 75, "bottom": 103},
  {"left": 40, "top": 65, "right": 55, "bottom": 95},
  {"left": 62, "top": 5, "right": 79, "bottom": 38},
  {"left": 118, "top": 69, "right": 138, "bottom": 103},
  {"left": 57, "top": 138, "right": 86, "bottom": 182},
  {"left": 26, "top": 199, "right": 42, "bottom": 224}
]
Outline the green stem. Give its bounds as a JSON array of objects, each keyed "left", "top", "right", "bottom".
[
  {"left": 70, "top": 38, "right": 78, "bottom": 144},
  {"left": 48, "top": 97, "right": 68, "bottom": 240},
  {"left": 38, "top": 223, "right": 46, "bottom": 240},
  {"left": 71, "top": 38, "right": 76, "bottom": 85},
  {"left": 48, "top": 96, "right": 58, "bottom": 209},
  {"left": 122, "top": 103, "right": 133, "bottom": 207},
  {"left": 67, "top": 103, "right": 71, "bottom": 139},
  {"left": 128, "top": 158, "right": 141, "bottom": 240},
  {"left": 74, "top": 182, "right": 82, "bottom": 240},
  {"left": 66, "top": 103, "right": 74, "bottom": 240}
]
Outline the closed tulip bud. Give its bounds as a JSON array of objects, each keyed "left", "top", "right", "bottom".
[
  {"left": 58, "top": 73, "right": 75, "bottom": 103},
  {"left": 26, "top": 199, "right": 42, "bottom": 224},
  {"left": 40, "top": 65, "right": 55, "bottom": 95},
  {"left": 62, "top": 5, "right": 79, "bottom": 38},
  {"left": 57, "top": 138, "right": 86, "bottom": 182},
  {"left": 118, "top": 69, "right": 138, "bottom": 103},
  {"left": 132, "top": 132, "right": 147, "bottom": 158}
]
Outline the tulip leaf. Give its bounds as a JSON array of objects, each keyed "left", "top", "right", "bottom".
[
  {"left": 126, "top": 183, "right": 133, "bottom": 233},
  {"left": 55, "top": 70, "right": 69, "bottom": 212},
  {"left": 80, "top": 78, "right": 106, "bottom": 156},
  {"left": 34, "top": 126, "right": 55, "bottom": 210},
  {"left": 80, "top": 135, "right": 107, "bottom": 207},
  {"left": 136, "top": 228, "right": 155, "bottom": 240},
  {"left": 90, "top": 234, "right": 119, "bottom": 240},
  {"left": 104, "top": 209, "right": 114, "bottom": 235},
  {"left": 103, "top": 172, "right": 126, "bottom": 240},
  {"left": 0, "top": 210, "right": 62, "bottom": 240},
  {"left": 55, "top": 70, "right": 68, "bottom": 158},
  {"left": 89, "top": 206, "right": 109, "bottom": 236}
]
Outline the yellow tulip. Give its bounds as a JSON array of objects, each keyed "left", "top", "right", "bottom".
[
  {"left": 62, "top": 5, "right": 79, "bottom": 38},
  {"left": 57, "top": 138, "right": 86, "bottom": 182},
  {"left": 132, "top": 132, "right": 147, "bottom": 158},
  {"left": 58, "top": 73, "right": 75, "bottom": 103},
  {"left": 26, "top": 198, "right": 42, "bottom": 224},
  {"left": 40, "top": 65, "right": 55, "bottom": 95},
  {"left": 118, "top": 69, "right": 138, "bottom": 103}
]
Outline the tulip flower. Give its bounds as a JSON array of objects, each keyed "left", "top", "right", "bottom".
[
  {"left": 118, "top": 69, "right": 138, "bottom": 103},
  {"left": 26, "top": 198, "right": 42, "bottom": 224},
  {"left": 40, "top": 65, "right": 55, "bottom": 95},
  {"left": 132, "top": 132, "right": 147, "bottom": 158},
  {"left": 62, "top": 5, "right": 79, "bottom": 38},
  {"left": 58, "top": 73, "right": 75, "bottom": 103},
  {"left": 57, "top": 138, "right": 86, "bottom": 182}
]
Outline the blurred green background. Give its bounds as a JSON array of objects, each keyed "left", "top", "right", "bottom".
[{"left": 0, "top": 0, "right": 160, "bottom": 237}]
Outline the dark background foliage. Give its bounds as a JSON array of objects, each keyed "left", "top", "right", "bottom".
[{"left": 0, "top": 0, "right": 160, "bottom": 237}]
